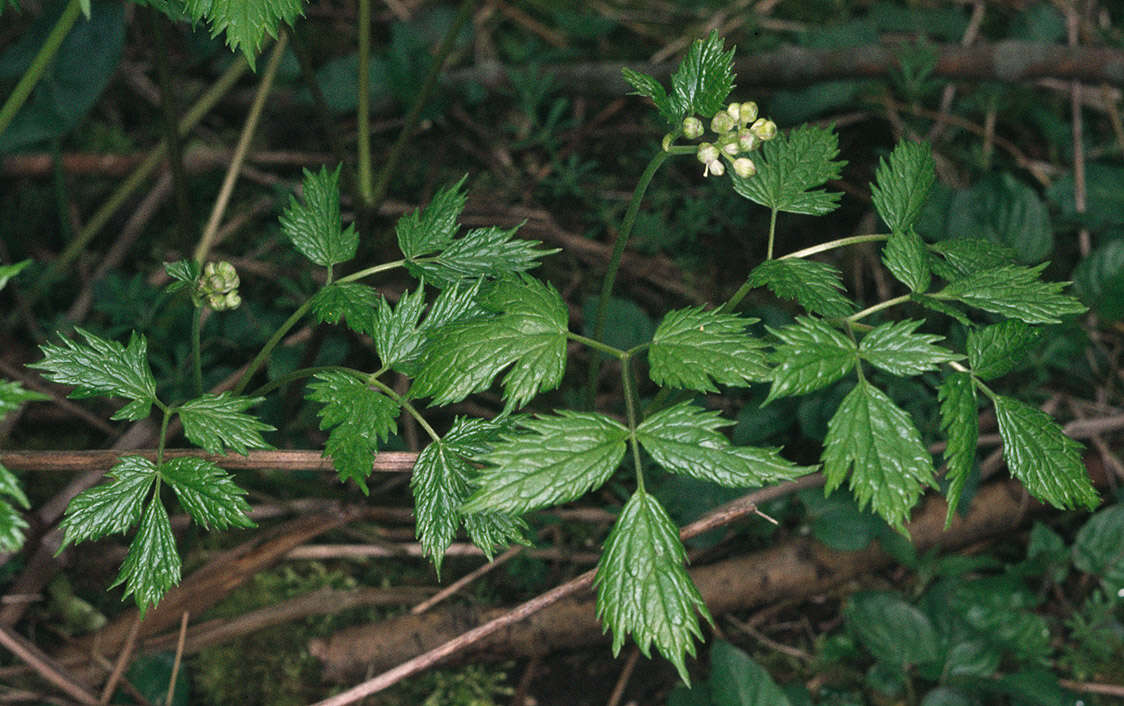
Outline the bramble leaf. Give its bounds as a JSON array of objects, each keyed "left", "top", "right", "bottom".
[
  {"left": 412, "top": 417, "right": 528, "bottom": 575},
  {"left": 306, "top": 371, "right": 399, "bottom": 494},
  {"left": 160, "top": 457, "right": 254, "bottom": 531},
  {"left": 395, "top": 176, "right": 467, "bottom": 260},
  {"left": 669, "top": 30, "right": 735, "bottom": 123},
  {"left": 373, "top": 287, "right": 426, "bottom": 371},
  {"left": 937, "top": 264, "right": 1087, "bottom": 324},
  {"left": 967, "top": 320, "right": 1044, "bottom": 380},
  {"left": 822, "top": 379, "right": 936, "bottom": 531},
  {"left": 163, "top": 259, "right": 200, "bottom": 297},
  {"left": 0, "top": 380, "right": 47, "bottom": 418},
  {"left": 994, "top": 395, "right": 1098, "bottom": 511},
  {"left": 746, "top": 259, "right": 856, "bottom": 318},
  {"left": 279, "top": 164, "right": 356, "bottom": 268},
  {"left": 30, "top": 328, "right": 157, "bottom": 421},
  {"left": 765, "top": 317, "right": 856, "bottom": 402},
  {"left": 178, "top": 392, "right": 274, "bottom": 456},
  {"left": 929, "top": 238, "right": 1017, "bottom": 280},
  {"left": 938, "top": 372, "right": 977, "bottom": 526},
  {"left": 871, "top": 140, "right": 935, "bottom": 233},
  {"left": 310, "top": 282, "right": 379, "bottom": 336},
  {"left": 731, "top": 124, "right": 846, "bottom": 215},
  {"left": 858, "top": 319, "right": 960, "bottom": 377},
  {"left": 882, "top": 229, "right": 931, "bottom": 293},
  {"left": 595, "top": 489, "right": 711, "bottom": 684},
  {"left": 58, "top": 456, "right": 156, "bottom": 549},
  {"left": 111, "top": 496, "right": 179, "bottom": 618},
  {"left": 412, "top": 276, "right": 568, "bottom": 413},
  {"left": 405, "top": 225, "right": 557, "bottom": 289},
  {"left": 636, "top": 402, "right": 814, "bottom": 486},
  {"left": 648, "top": 307, "right": 769, "bottom": 393},
  {"left": 620, "top": 67, "right": 677, "bottom": 128},
  {"left": 0, "top": 259, "right": 31, "bottom": 290},
  {"left": 183, "top": 0, "right": 303, "bottom": 71},
  {"left": 462, "top": 411, "right": 629, "bottom": 514}
]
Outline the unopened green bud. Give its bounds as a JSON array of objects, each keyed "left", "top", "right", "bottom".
[
  {"left": 738, "top": 130, "right": 759, "bottom": 153},
  {"left": 705, "top": 159, "right": 725, "bottom": 177},
  {"left": 697, "top": 142, "right": 719, "bottom": 164},
  {"left": 722, "top": 140, "right": 740, "bottom": 156},
  {"left": 726, "top": 102, "right": 741, "bottom": 122},
  {"left": 682, "top": 116, "right": 704, "bottom": 139},
  {"left": 710, "top": 111, "right": 735, "bottom": 135},
  {"left": 740, "top": 101, "right": 758, "bottom": 124},
  {"left": 750, "top": 118, "right": 777, "bottom": 141},
  {"left": 223, "top": 291, "right": 242, "bottom": 310},
  {"left": 733, "top": 157, "right": 756, "bottom": 178}
]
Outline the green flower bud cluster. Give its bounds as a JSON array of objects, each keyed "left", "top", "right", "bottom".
[
  {"left": 194, "top": 260, "right": 242, "bottom": 311},
  {"left": 683, "top": 101, "right": 777, "bottom": 179}
]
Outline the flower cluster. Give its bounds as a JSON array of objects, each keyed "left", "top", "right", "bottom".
[
  {"left": 194, "top": 260, "right": 241, "bottom": 311},
  {"left": 684, "top": 102, "right": 777, "bottom": 178}
]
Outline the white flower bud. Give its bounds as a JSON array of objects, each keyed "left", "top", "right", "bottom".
[
  {"left": 710, "top": 111, "right": 735, "bottom": 135},
  {"left": 223, "top": 291, "right": 242, "bottom": 310},
  {"left": 726, "top": 102, "right": 740, "bottom": 122},
  {"left": 696, "top": 142, "right": 719, "bottom": 163},
  {"left": 722, "top": 140, "right": 740, "bottom": 156},
  {"left": 738, "top": 130, "right": 759, "bottom": 153},
  {"left": 706, "top": 159, "right": 725, "bottom": 177},
  {"left": 750, "top": 118, "right": 777, "bottom": 141},
  {"left": 740, "top": 101, "right": 758, "bottom": 124},
  {"left": 733, "top": 157, "right": 756, "bottom": 178},
  {"left": 682, "top": 116, "right": 704, "bottom": 139}
]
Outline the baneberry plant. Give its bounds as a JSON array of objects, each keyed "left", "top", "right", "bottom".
[{"left": 19, "top": 30, "right": 1095, "bottom": 686}]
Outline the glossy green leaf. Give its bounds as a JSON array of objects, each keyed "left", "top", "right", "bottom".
[
  {"left": 306, "top": 371, "right": 399, "bottom": 494},
  {"left": 419, "top": 280, "right": 488, "bottom": 331},
  {"left": 929, "top": 237, "right": 1018, "bottom": 280},
  {"left": 967, "top": 319, "right": 1043, "bottom": 380},
  {"left": 909, "top": 293, "right": 973, "bottom": 326},
  {"left": 938, "top": 372, "right": 977, "bottom": 526},
  {"left": 765, "top": 317, "right": 856, "bottom": 403},
  {"left": 183, "top": 0, "right": 303, "bottom": 71},
  {"left": 59, "top": 456, "right": 156, "bottom": 549},
  {"left": 0, "top": 463, "right": 28, "bottom": 512},
  {"left": 669, "top": 30, "right": 735, "bottom": 122},
  {"left": 373, "top": 287, "right": 426, "bottom": 371},
  {"left": 1072, "top": 505, "right": 1124, "bottom": 590},
  {"left": 994, "top": 395, "right": 1098, "bottom": 510},
  {"left": 745, "top": 259, "right": 855, "bottom": 318},
  {"left": 871, "top": 140, "right": 936, "bottom": 233},
  {"left": 648, "top": 307, "right": 769, "bottom": 393},
  {"left": 1072, "top": 239, "right": 1124, "bottom": 321},
  {"left": 160, "top": 457, "right": 254, "bottom": 531},
  {"left": 822, "top": 379, "right": 935, "bottom": 531},
  {"left": 882, "top": 229, "right": 930, "bottom": 293},
  {"left": 413, "top": 276, "right": 568, "bottom": 413},
  {"left": 945, "top": 173, "right": 1054, "bottom": 263},
  {"left": 1048, "top": 163, "right": 1124, "bottom": 230},
  {"left": 858, "top": 319, "right": 960, "bottom": 377},
  {"left": 0, "top": 498, "right": 27, "bottom": 553},
  {"left": 731, "top": 124, "right": 846, "bottom": 215},
  {"left": 0, "top": 379, "right": 47, "bottom": 418},
  {"left": 620, "top": 67, "right": 677, "bottom": 128},
  {"left": 279, "top": 164, "right": 356, "bottom": 268},
  {"left": 636, "top": 402, "right": 814, "bottom": 487},
  {"left": 595, "top": 489, "right": 711, "bottom": 684},
  {"left": 937, "top": 264, "right": 1087, "bottom": 324},
  {"left": 405, "top": 224, "right": 556, "bottom": 289},
  {"left": 111, "top": 497, "right": 180, "bottom": 617},
  {"left": 395, "top": 176, "right": 467, "bottom": 259},
  {"left": 30, "top": 328, "right": 157, "bottom": 421},
  {"left": 462, "top": 411, "right": 628, "bottom": 514},
  {"left": 310, "top": 282, "right": 379, "bottom": 336},
  {"left": 177, "top": 392, "right": 274, "bottom": 456},
  {"left": 845, "top": 591, "right": 939, "bottom": 666},
  {"left": 709, "top": 640, "right": 792, "bottom": 706}
]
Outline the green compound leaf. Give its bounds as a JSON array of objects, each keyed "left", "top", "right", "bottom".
[
  {"left": 30, "top": 328, "right": 157, "bottom": 421},
  {"left": 420, "top": 280, "right": 489, "bottom": 331},
  {"left": 858, "top": 319, "right": 960, "bottom": 377},
  {"left": 160, "top": 457, "right": 254, "bottom": 531},
  {"left": 967, "top": 319, "right": 1044, "bottom": 380},
  {"left": 412, "top": 417, "right": 528, "bottom": 576},
  {"left": 909, "top": 293, "right": 973, "bottom": 326},
  {"left": 462, "top": 411, "right": 629, "bottom": 515},
  {"left": 406, "top": 224, "right": 557, "bottom": 290},
  {"left": 0, "top": 259, "right": 31, "bottom": 290},
  {"left": 648, "top": 307, "right": 770, "bottom": 393},
  {"left": 373, "top": 287, "right": 426, "bottom": 371},
  {"left": 746, "top": 258, "right": 856, "bottom": 318},
  {"left": 871, "top": 140, "right": 936, "bottom": 233},
  {"left": 59, "top": 456, "right": 156, "bottom": 549},
  {"left": 163, "top": 259, "right": 200, "bottom": 297},
  {"left": 0, "top": 464, "right": 28, "bottom": 511},
  {"left": 279, "top": 164, "right": 356, "bottom": 268},
  {"left": 994, "top": 395, "right": 1098, "bottom": 511},
  {"left": 938, "top": 372, "right": 978, "bottom": 526},
  {"left": 0, "top": 379, "right": 47, "bottom": 418},
  {"left": 822, "top": 379, "right": 936, "bottom": 532},
  {"left": 111, "top": 496, "right": 179, "bottom": 618},
  {"left": 177, "top": 392, "right": 274, "bottom": 456},
  {"left": 0, "top": 498, "right": 27, "bottom": 554},
  {"left": 882, "top": 229, "right": 931, "bottom": 293},
  {"left": 311, "top": 282, "right": 379, "bottom": 336},
  {"left": 620, "top": 67, "right": 677, "bottom": 129},
  {"left": 636, "top": 402, "right": 815, "bottom": 487},
  {"left": 595, "top": 489, "right": 711, "bottom": 685},
  {"left": 413, "top": 276, "right": 568, "bottom": 413},
  {"left": 184, "top": 0, "right": 303, "bottom": 71},
  {"left": 669, "top": 30, "right": 735, "bottom": 123},
  {"left": 937, "top": 264, "right": 1087, "bottom": 324},
  {"left": 731, "top": 124, "right": 846, "bottom": 215},
  {"left": 396, "top": 176, "right": 467, "bottom": 260},
  {"left": 306, "top": 371, "right": 399, "bottom": 495},
  {"left": 845, "top": 591, "right": 939, "bottom": 667},
  {"left": 929, "top": 238, "right": 1018, "bottom": 280},
  {"left": 765, "top": 316, "right": 856, "bottom": 403}
]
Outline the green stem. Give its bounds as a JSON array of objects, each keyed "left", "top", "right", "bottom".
[
  {"left": 191, "top": 306, "right": 203, "bottom": 397},
  {"left": 369, "top": 376, "right": 440, "bottom": 442},
  {"left": 368, "top": 0, "right": 476, "bottom": 211},
  {"left": 356, "top": 0, "right": 373, "bottom": 204},
  {"left": 0, "top": 0, "right": 82, "bottom": 136},
  {"left": 765, "top": 207, "right": 778, "bottom": 260},
  {"left": 567, "top": 332, "right": 626, "bottom": 360},
  {"left": 155, "top": 404, "right": 172, "bottom": 466},
  {"left": 778, "top": 233, "right": 888, "bottom": 260},
  {"left": 620, "top": 354, "right": 645, "bottom": 491},
  {"left": 336, "top": 259, "right": 406, "bottom": 283},
  {"left": 247, "top": 365, "right": 356, "bottom": 399},
  {"left": 846, "top": 294, "right": 911, "bottom": 323},
  {"left": 233, "top": 297, "right": 314, "bottom": 395}
]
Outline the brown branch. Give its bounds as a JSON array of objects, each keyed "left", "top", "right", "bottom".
[
  {"left": 0, "top": 449, "right": 417, "bottom": 473},
  {"left": 0, "top": 625, "right": 98, "bottom": 704}
]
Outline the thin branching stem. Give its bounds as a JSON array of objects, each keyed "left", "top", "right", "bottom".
[
  {"left": 191, "top": 307, "right": 204, "bottom": 397},
  {"left": 765, "top": 207, "right": 778, "bottom": 260},
  {"left": 567, "top": 332, "right": 626, "bottom": 359},
  {"left": 369, "top": 377, "right": 440, "bottom": 442},
  {"left": 0, "top": 0, "right": 82, "bottom": 136},
  {"left": 356, "top": 0, "right": 373, "bottom": 203},
  {"left": 620, "top": 354, "right": 645, "bottom": 491},
  {"left": 233, "top": 298, "right": 314, "bottom": 395},
  {"left": 778, "top": 233, "right": 889, "bottom": 260},
  {"left": 846, "top": 294, "right": 910, "bottom": 323}
]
